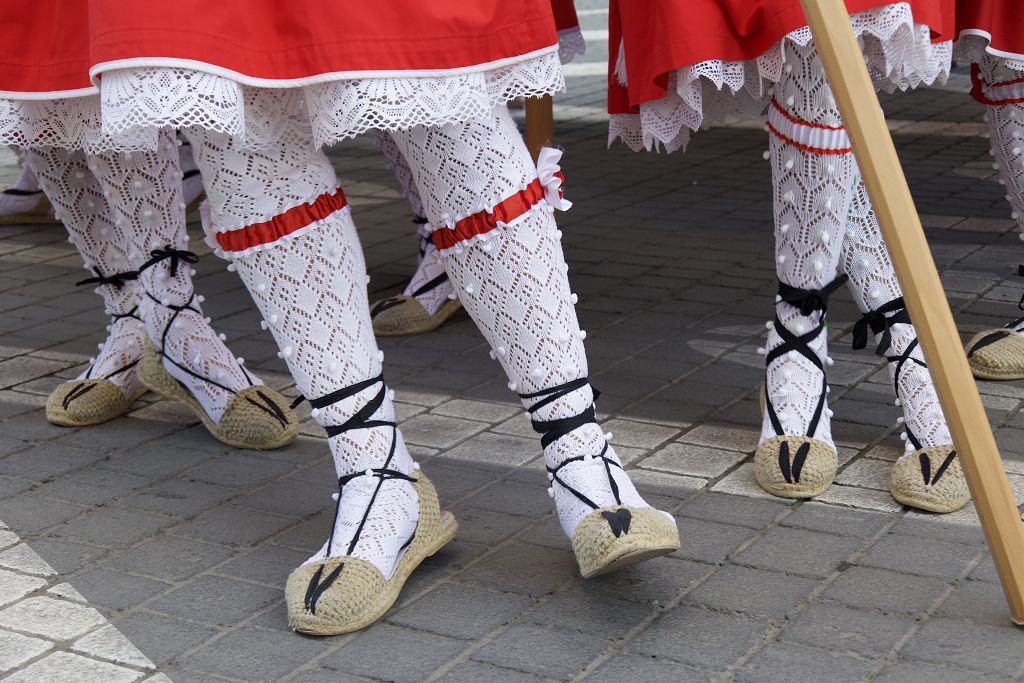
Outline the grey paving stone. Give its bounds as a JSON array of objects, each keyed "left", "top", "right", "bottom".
[
  {"left": 96, "top": 441, "right": 217, "bottom": 480},
  {"left": 446, "top": 507, "right": 535, "bottom": 546},
  {"left": 184, "top": 453, "right": 294, "bottom": 489},
  {"left": 460, "top": 479, "right": 552, "bottom": 518},
  {"left": 640, "top": 442, "right": 748, "bottom": 479},
  {"left": 183, "top": 627, "right": 332, "bottom": 680},
  {"left": 32, "top": 468, "right": 151, "bottom": 505},
  {"left": 110, "top": 611, "right": 218, "bottom": 667},
  {"left": 582, "top": 557, "right": 710, "bottom": 607},
  {"left": 778, "top": 602, "right": 914, "bottom": 656},
  {"left": 688, "top": 565, "right": 820, "bottom": 618},
  {"left": 401, "top": 414, "right": 489, "bottom": 449},
  {"left": 17, "top": 537, "right": 107, "bottom": 574},
  {"left": 0, "top": 441, "right": 108, "bottom": 481},
  {"left": 935, "top": 579, "right": 1019, "bottom": 627},
  {"left": 900, "top": 618, "right": 1024, "bottom": 675},
  {"left": 107, "top": 536, "right": 234, "bottom": 583},
  {"left": 857, "top": 533, "right": 980, "bottom": 580},
  {"left": 890, "top": 511, "right": 987, "bottom": 546},
  {"left": 389, "top": 582, "right": 532, "bottom": 640},
  {"left": 584, "top": 655, "right": 708, "bottom": 683},
  {"left": 471, "top": 624, "right": 606, "bottom": 680},
  {"left": 734, "top": 526, "right": 866, "bottom": 578},
  {"left": 173, "top": 505, "right": 297, "bottom": 547},
  {"left": 121, "top": 478, "right": 237, "bottom": 518},
  {"left": 147, "top": 575, "right": 281, "bottom": 626},
  {"left": 213, "top": 545, "right": 310, "bottom": 586},
  {"left": 69, "top": 568, "right": 172, "bottom": 611},
  {"left": 628, "top": 604, "right": 772, "bottom": 671},
  {"left": 677, "top": 492, "right": 788, "bottom": 529},
  {"left": 672, "top": 516, "right": 759, "bottom": 565},
  {"left": 438, "top": 661, "right": 546, "bottom": 683},
  {"left": 321, "top": 623, "right": 466, "bottom": 682},
  {"left": 0, "top": 494, "right": 87, "bottom": 534},
  {"left": 56, "top": 507, "right": 174, "bottom": 549},
  {"left": 525, "top": 590, "right": 653, "bottom": 641},
  {"left": 874, "top": 661, "right": 1010, "bottom": 683},
  {"left": 733, "top": 643, "right": 876, "bottom": 683},
  {"left": 824, "top": 566, "right": 952, "bottom": 615},
  {"left": 779, "top": 501, "right": 893, "bottom": 538},
  {"left": 458, "top": 543, "right": 576, "bottom": 596},
  {"left": 441, "top": 432, "right": 541, "bottom": 468}
]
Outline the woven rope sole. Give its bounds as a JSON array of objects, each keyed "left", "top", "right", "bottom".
[
  {"left": 371, "top": 295, "right": 462, "bottom": 337},
  {"left": 46, "top": 379, "right": 147, "bottom": 427},
  {"left": 572, "top": 506, "right": 680, "bottom": 579},
  {"left": 755, "top": 435, "right": 837, "bottom": 499},
  {"left": 891, "top": 446, "right": 970, "bottom": 513},
  {"left": 285, "top": 473, "right": 457, "bottom": 635},
  {"left": 0, "top": 194, "right": 56, "bottom": 225},
  {"left": 138, "top": 340, "right": 298, "bottom": 449},
  {"left": 966, "top": 329, "right": 1024, "bottom": 380}
]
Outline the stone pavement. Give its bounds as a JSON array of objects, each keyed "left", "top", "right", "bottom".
[{"left": 2, "top": 9, "right": 1024, "bottom": 683}]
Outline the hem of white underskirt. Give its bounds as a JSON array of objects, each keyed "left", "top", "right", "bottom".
[
  {"left": 609, "top": 3, "right": 950, "bottom": 153},
  {"left": 1, "top": 49, "right": 565, "bottom": 153},
  {"left": 88, "top": 45, "right": 559, "bottom": 89},
  {"left": 955, "top": 31, "right": 1024, "bottom": 70}
]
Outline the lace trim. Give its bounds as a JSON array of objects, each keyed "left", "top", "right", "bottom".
[
  {"left": 557, "top": 28, "right": 587, "bottom": 65},
  {"left": 956, "top": 33, "right": 1024, "bottom": 70},
  {"left": 610, "top": 3, "right": 951, "bottom": 153},
  {"left": 1, "top": 51, "right": 564, "bottom": 153}
]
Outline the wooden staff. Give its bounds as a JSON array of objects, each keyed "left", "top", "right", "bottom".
[
  {"left": 799, "top": 0, "right": 1024, "bottom": 625},
  {"left": 525, "top": 94, "right": 555, "bottom": 161}
]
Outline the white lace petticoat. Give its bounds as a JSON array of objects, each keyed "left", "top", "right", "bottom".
[
  {"left": 0, "top": 49, "right": 564, "bottom": 153},
  {"left": 609, "top": 3, "right": 952, "bottom": 153}
]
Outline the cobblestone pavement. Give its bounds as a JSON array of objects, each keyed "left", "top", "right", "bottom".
[{"left": 3, "top": 9, "right": 1024, "bottom": 683}]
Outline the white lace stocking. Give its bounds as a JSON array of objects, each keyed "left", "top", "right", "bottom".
[
  {"left": 185, "top": 125, "right": 416, "bottom": 579},
  {"left": 87, "top": 128, "right": 258, "bottom": 422},
  {"left": 25, "top": 146, "right": 144, "bottom": 399},
  {"left": 761, "top": 41, "right": 851, "bottom": 448},
  {"left": 842, "top": 178, "right": 952, "bottom": 456},
  {"left": 389, "top": 107, "right": 658, "bottom": 539},
  {"left": 376, "top": 131, "right": 454, "bottom": 315}
]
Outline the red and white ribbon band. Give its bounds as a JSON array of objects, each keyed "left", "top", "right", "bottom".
[
  {"left": 970, "top": 65, "right": 1024, "bottom": 106},
  {"left": 212, "top": 187, "right": 348, "bottom": 257},
  {"left": 431, "top": 146, "right": 569, "bottom": 251},
  {"left": 766, "top": 99, "right": 851, "bottom": 155}
]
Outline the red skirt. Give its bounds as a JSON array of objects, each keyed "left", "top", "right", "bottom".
[
  {"left": 0, "top": 0, "right": 558, "bottom": 96},
  {"left": 956, "top": 0, "right": 1024, "bottom": 63}
]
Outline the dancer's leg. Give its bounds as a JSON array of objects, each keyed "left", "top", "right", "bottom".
[
  {"left": 185, "top": 117, "right": 454, "bottom": 635},
  {"left": 370, "top": 131, "right": 460, "bottom": 335},
  {"left": 87, "top": 128, "right": 297, "bottom": 449},
  {"left": 25, "top": 146, "right": 146, "bottom": 425},
  {"left": 389, "top": 106, "right": 679, "bottom": 576},
  {"left": 0, "top": 152, "right": 52, "bottom": 223},
  {"left": 842, "top": 178, "right": 967, "bottom": 512},
  {"left": 755, "top": 40, "right": 850, "bottom": 498}
]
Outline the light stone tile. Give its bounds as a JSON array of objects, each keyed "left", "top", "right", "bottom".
[
  {"left": 0, "top": 629, "right": 52, "bottom": 674},
  {"left": 640, "top": 442, "right": 747, "bottom": 479},
  {"left": 0, "top": 597, "right": 106, "bottom": 641},
  {"left": 0, "top": 529, "right": 18, "bottom": 550},
  {"left": 628, "top": 468, "right": 708, "bottom": 495},
  {"left": 711, "top": 463, "right": 792, "bottom": 501},
  {"left": 678, "top": 424, "right": 759, "bottom": 453},
  {"left": 0, "top": 570, "right": 46, "bottom": 609},
  {"left": 816, "top": 484, "right": 903, "bottom": 513},
  {"left": 0, "top": 544, "right": 57, "bottom": 577},
  {"left": 47, "top": 583, "right": 89, "bottom": 604},
  {"left": 601, "top": 418, "right": 682, "bottom": 449},
  {"left": 4, "top": 651, "right": 144, "bottom": 683},
  {"left": 142, "top": 674, "right": 175, "bottom": 683},
  {"left": 72, "top": 625, "right": 155, "bottom": 669},
  {"left": 432, "top": 398, "right": 520, "bottom": 423},
  {"left": 836, "top": 459, "right": 891, "bottom": 491}
]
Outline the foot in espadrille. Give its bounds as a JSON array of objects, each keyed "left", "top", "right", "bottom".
[
  {"left": 521, "top": 380, "right": 679, "bottom": 578},
  {"left": 755, "top": 278, "right": 845, "bottom": 498},
  {"left": 890, "top": 447, "right": 969, "bottom": 513},
  {"left": 135, "top": 247, "right": 297, "bottom": 449},
  {"left": 966, "top": 326, "right": 1024, "bottom": 381},
  {"left": 371, "top": 230, "right": 461, "bottom": 336}
]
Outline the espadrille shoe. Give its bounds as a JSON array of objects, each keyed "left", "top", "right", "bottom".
[
  {"left": 371, "top": 294, "right": 462, "bottom": 336},
  {"left": 139, "top": 339, "right": 297, "bottom": 449},
  {"left": 521, "top": 379, "right": 680, "bottom": 578},
  {"left": 891, "top": 447, "right": 970, "bottom": 513},
  {"left": 47, "top": 380, "right": 147, "bottom": 427},
  {"left": 286, "top": 473, "right": 457, "bottom": 635},
  {"left": 966, "top": 328, "right": 1024, "bottom": 380},
  {"left": 755, "top": 278, "right": 845, "bottom": 499}
]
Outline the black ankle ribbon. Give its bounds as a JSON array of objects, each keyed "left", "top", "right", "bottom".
[
  {"left": 138, "top": 246, "right": 199, "bottom": 276},
  {"left": 777, "top": 275, "right": 847, "bottom": 316},
  {"left": 75, "top": 267, "right": 138, "bottom": 290},
  {"left": 851, "top": 297, "right": 910, "bottom": 355}
]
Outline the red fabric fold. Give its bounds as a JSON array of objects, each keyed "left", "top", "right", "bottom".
[
  {"left": 431, "top": 179, "right": 547, "bottom": 251},
  {"left": 215, "top": 187, "right": 348, "bottom": 254}
]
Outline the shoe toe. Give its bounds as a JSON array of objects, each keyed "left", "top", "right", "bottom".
[
  {"left": 218, "top": 386, "right": 299, "bottom": 450},
  {"left": 286, "top": 557, "right": 387, "bottom": 635},
  {"left": 572, "top": 506, "right": 680, "bottom": 578},
  {"left": 967, "top": 329, "right": 1024, "bottom": 380},
  {"left": 891, "top": 447, "right": 969, "bottom": 513},
  {"left": 46, "top": 379, "right": 138, "bottom": 426},
  {"left": 754, "top": 436, "right": 836, "bottom": 499}
]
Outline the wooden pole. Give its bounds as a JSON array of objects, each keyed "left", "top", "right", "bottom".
[
  {"left": 799, "top": 0, "right": 1024, "bottom": 625},
  {"left": 525, "top": 94, "right": 555, "bottom": 161}
]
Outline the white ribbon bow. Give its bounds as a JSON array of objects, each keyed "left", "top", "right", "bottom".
[{"left": 536, "top": 146, "right": 572, "bottom": 212}]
